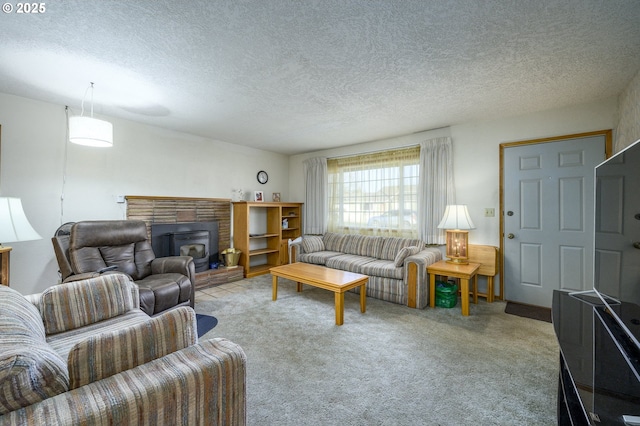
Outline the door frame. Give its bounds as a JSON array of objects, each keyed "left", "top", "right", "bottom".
[{"left": 498, "top": 129, "right": 612, "bottom": 301}]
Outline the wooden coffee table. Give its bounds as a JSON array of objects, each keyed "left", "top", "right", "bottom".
[{"left": 270, "top": 263, "right": 368, "bottom": 325}]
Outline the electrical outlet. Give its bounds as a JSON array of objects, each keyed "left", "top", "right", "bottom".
[
  {"left": 116, "top": 195, "right": 125, "bottom": 204},
  {"left": 484, "top": 208, "right": 495, "bottom": 217}
]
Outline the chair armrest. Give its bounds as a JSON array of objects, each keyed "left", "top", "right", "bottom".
[
  {"left": 151, "top": 256, "right": 195, "bottom": 279},
  {"left": 62, "top": 270, "right": 129, "bottom": 283},
  {"left": 150, "top": 256, "right": 196, "bottom": 308},
  {"left": 5, "top": 338, "right": 247, "bottom": 425},
  {"left": 24, "top": 292, "right": 42, "bottom": 306},
  {"left": 67, "top": 307, "right": 197, "bottom": 389},
  {"left": 61, "top": 272, "right": 100, "bottom": 282}
]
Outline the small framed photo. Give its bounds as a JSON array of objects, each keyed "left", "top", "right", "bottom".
[
  {"left": 254, "top": 191, "right": 264, "bottom": 202},
  {"left": 272, "top": 192, "right": 281, "bottom": 202}
]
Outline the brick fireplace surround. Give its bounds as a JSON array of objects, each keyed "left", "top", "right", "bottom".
[{"left": 125, "top": 196, "right": 243, "bottom": 290}]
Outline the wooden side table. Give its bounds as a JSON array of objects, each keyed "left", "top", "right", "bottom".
[
  {"left": 0, "top": 246, "right": 12, "bottom": 287},
  {"left": 428, "top": 260, "right": 480, "bottom": 316}
]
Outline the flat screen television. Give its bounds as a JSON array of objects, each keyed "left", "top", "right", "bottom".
[{"left": 593, "top": 137, "right": 640, "bottom": 349}]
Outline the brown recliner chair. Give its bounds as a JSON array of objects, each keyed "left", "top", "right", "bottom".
[{"left": 52, "top": 220, "right": 195, "bottom": 317}]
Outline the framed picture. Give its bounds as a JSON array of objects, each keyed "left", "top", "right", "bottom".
[
  {"left": 272, "top": 192, "right": 281, "bottom": 202},
  {"left": 254, "top": 191, "right": 264, "bottom": 202}
]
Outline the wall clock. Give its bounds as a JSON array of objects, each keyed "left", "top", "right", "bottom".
[{"left": 257, "top": 170, "right": 268, "bottom": 184}]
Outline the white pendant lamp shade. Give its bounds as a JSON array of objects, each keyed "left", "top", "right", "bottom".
[
  {"left": 0, "top": 197, "right": 42, "bottom": 244},
  {"left": 69, "top": 116, "right": 113, "bottom": 147}
]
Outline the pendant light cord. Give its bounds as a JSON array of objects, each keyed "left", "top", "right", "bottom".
[
  {"left": 79, "top": 82, "right": 95, "bottom": 118},
  {"left": 61, "top": 106, "right": 70, "bottom": 222}
]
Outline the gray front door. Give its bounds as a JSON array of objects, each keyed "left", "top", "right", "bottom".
[{"left": 502, "top": 133, "right": 607, "bottom": 308}]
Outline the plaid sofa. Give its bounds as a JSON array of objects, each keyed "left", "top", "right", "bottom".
[
  {"left": 292, "top": 232, "right": 442, "bottom": 308},
  {"left": 0, "top": 274, "right": 246, "bottom": 425}
]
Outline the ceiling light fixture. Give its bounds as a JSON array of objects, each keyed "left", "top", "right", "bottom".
[{"left": 68, "top": 82, "right": 113, "bottom": 147}]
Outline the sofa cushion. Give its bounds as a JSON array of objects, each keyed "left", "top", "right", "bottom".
[
  {"left": 40, "top": 274, "right": 137, "bottom": 335},
  {"left": 68, "top": 307, "right": 197, "bottom": 389},
  {"left": 0, "top": 286, "right": 69, "bottom": 415},
  {"left": 0, "top": 286, "right": 45, "bottom": 341},
  {"left": 380, "top": 237, "right": 424, "bottom": 261},
  {"left": 322, "top": 232, "right": 351, "bottom": 253},
  {"left": 325, "top": 254, "right": 377, "bottom": 273},
  {"left": 394, "top": 246, "right": 421, "bottom": 267},
  {"left": 302, "top": 235, "right": 325, "bottom": 253},
  {"left": 47, "top": 309, "right": 150, "bottom": 362},
  {"left": 343, "top": 235, "right": 385, "bottom": 258},
  {"left": 298, "top": 251, "right": 343, "bottom": 266},
  {"left": 359, "top": 259, "right": 405, "bottom": 280}
]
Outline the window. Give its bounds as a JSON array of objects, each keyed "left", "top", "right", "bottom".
[{"left": 327, "top": 146, "right": 419, "bottom": 237}]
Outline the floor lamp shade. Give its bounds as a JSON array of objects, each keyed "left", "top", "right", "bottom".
[
  {"left": 0, "top": 197, "right": 42, "bottom": 244},
  {"left": 437, "top": 205, "right": 475, "bottom": 264},
  {"left": 69, "top": 116, "right": 113, "bottom": 147}
]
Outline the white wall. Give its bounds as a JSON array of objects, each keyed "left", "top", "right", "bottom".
[
  {"left": 0, "top": 91, "right": 625, "bottom": 296},
  {"left": 288, "top": 97, "right": 619, "bottom": 294},
  {"left": 290, "top": 97, "right": 618, "bottom": 247},
  {"left": 450, "top": 98, "right": 618, "bottom": 247},
  {"left": 0, "top": 93, "right": 289, "bottom": 294},
  {"left": 616, "top": 68, "right": 640, "bottom": 152}
]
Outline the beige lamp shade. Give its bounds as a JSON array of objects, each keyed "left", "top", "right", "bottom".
[
  {"left": 0, "top": 197, "right": 42, "bottom": 244},
  {"left": 437, "top": 205, "right": 475, "bottom": 264},
  {"left": 69, "top": 116, "right": 113, "bottom": 147},
  {"left": 437, "top": 205, "right": 475, "bottom": 230}
]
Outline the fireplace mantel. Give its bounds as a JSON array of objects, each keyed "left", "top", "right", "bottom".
[{"left": 125, "top": 195, "right": 231, "bottom": 259}]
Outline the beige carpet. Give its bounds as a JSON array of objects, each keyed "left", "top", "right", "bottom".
[{"left": 195, "top": 275, "right": 558, "bottom": 425}]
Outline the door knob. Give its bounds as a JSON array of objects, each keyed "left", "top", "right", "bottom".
[
  {"left": 507, "top": 233, "right": 515, "bottom": 239},
  {"left": 507, "top": 211, "right": 514, "bottom": 216}
]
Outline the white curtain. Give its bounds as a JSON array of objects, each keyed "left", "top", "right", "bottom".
[
  {"left": 303, "top": 157, "right": 328, "bottom": 234},
  {"left": 418, "top": 137, "right": 456, "bottom": 244}
]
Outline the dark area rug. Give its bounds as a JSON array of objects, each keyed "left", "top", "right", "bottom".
[
  {"left": 505, "top": 302, "right": 552, "bottom": 323},
  {"left": 196, "top": 313, "right": 218, "bottom": 337}
]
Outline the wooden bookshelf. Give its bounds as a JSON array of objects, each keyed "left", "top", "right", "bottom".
[{"left": 233, "top": 202, "right": 303, "bottom": 278}]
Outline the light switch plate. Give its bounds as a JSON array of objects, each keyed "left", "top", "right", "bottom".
[{"left": 484, "top": 208, "right": 495, "bottom": 217}]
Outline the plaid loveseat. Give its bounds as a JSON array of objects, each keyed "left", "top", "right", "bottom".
[
  {"left": 0, "top": 274, "right": 246, "bottom": 425},
  {"left": 291, "top": 232, "right": 442, "bottom": 309}
]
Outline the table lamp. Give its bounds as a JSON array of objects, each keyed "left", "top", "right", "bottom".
[
  {"left": 0, "top": 197, "right": 42, "bottom": 286},
  {"left": 437, "top": 205, "right": 475, "bottom": 264}
]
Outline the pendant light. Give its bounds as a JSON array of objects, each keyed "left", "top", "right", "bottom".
[{"left": 68, "top": 82, "right": 113, "bottom": 147}]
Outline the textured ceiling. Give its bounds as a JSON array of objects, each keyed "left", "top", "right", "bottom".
[{"left": 1, "top": 0, "right": 639, "bottom": 155}]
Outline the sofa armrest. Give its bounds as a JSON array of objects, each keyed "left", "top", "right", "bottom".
[
  {"left": 67, "top": 306, "right": 198, "bottom": 389},
  {"left": 289, "top": 238, "right": 303, "bottom": 263},
  {"left": 404, "top": 248, "right": 441, "bottom": 267},
  {"left": 404, "top": 248, "right": 443, "bottom": 309},
  {"left": 4, "top": 338, "right": 247, "bottom": 425}
]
